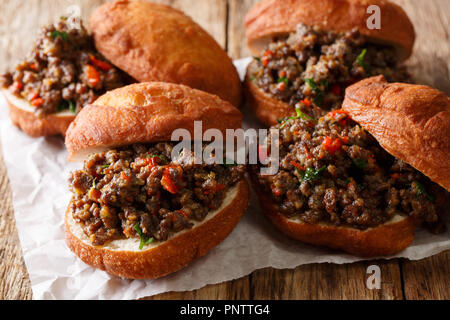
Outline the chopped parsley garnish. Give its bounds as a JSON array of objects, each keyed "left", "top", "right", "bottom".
[
  {"left": 353, "top": 158, "right": 368, "bottom": 169},
  {"left": 68, "top": 100, "right": 76, "bottom": 113},
  {"left": 305, "top": 78, "right": 325, "bottom": 106},
  {"left": 50, "top": 30, "right": 69, "bottom": 41},
  {"left": 277, "top": 77, "right": 289, "bottom": 85},
  {"left": 147, "top": 154, "right": 168, "bottom": 162},
  {"left": 253, "top": 56, "right": 262, "bottom": 63},
  {"left": 134, "top": 223, "right": 155, "bottom": 250},
  {"left": 298, "top": 166, "right": 327, "bottom": 182},
  {"left": 414, "top": 181, "right": 436, "bottom": 202},
  {"left": 92, "top": 177, "right": 97, "bottom": 190},
  {"left": 356, "top": 48, "right": 368, "bottom": 70},
  {"left": 57, "top": 99, "right": 76, "bottom": 113},
  {"left": 280, "top": 108, "right": 316, "bottom": 129}
]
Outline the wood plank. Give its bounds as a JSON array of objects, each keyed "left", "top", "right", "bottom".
[
  {"left": 401, "top": 252, "right": 450, "bottom": 300},
  {"left": 228, "top": 0, "right": 259, "bottom": 59},
  {"left": 0, "top": 0, "right": 228, "bottom": 72},
  {"left": 250, "top": 260, "right": 403, "bottom": 300},
  {"left": 0, "top": 142, "right": 32, "bottom": 300},
  {"left": 392, "top": 0, "right": 450, "bottom": 94},
  {"left": 146, "top": 276, "right": 250, "bottom": 300}
]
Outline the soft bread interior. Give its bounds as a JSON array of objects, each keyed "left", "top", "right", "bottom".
[
  {"left": 67, "top": 182, "right": 240, "bottom": 252},
  {"left": 69, "top": 146, "right": 111, "bottom": 162},
  {"left": 286, "top": 212, "right": 407, "bottom": 230},
  {"left": 2, "top": 89, "right": 74, "bottom": 116}
]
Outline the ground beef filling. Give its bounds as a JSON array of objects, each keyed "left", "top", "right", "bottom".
[
  {"left": 0, "top": 17, "right": 127, "bottom": 117},
  {"left": 250, "top": 23, "right": 410, "bottom": 114},
  {"left": 255, "top": 110, "right": 444, "bottom": 231},
  {"left": 69, "top": 143, "right": 246, "bottom": 246}
]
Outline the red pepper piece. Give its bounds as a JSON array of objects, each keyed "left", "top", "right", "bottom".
[
  {"left": 31, "top": 97, "right": 44, "bottom": 107},
  {"left": 89, "top": 55, "right": 113, "bottom": 71},
  {"left": 322, "top": 136, "right": 344, "bottom": 156},
  {"left": 86, "top": 65, "right": 100, "bottom": 88}
]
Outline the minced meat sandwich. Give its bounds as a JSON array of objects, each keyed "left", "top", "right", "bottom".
[
  {"left": 249, "top": 23, "right": 410, "bottom": 114},
  {"left": 0, "top": 17, "right": 127, "bottom": 118},
  {"left": 253, "top": 110, "right": 445, "bottom": 233},
  {"left": 69, "top": 142, "right": 246, "bottom": 247}
]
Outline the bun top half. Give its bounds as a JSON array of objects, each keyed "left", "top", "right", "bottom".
[
  {"left": 245, "top": 0, "right": 415, "bottom": 60},
  {"left": 91, "top": 0, "right": 242, "bottom": 107},
  {"left": 65, "top": 82, "right": 243, "bottom": 162},
  {"left": 343, "top": 76, "right": 450, "bottom": 191}
]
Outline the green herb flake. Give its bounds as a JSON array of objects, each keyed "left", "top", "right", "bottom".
[
  {"left": 277, "top": 77, "right": 289, "bottom": 85},
  {"left": 92, "top": 177, "right": 97, "bottom": 190},
  {"left": 305, "top": 78, "right": 324, "bottom": 106},
  {"left": 253, "top": 56, "right": 262, "bottom": 63},
  {"left": 356, "top": 48, "right": 368, "bottom": 70},
  {"left": 50, "top": 30, "right": 69, "bottom": 41},
  {"left": 134, "top": 223, "right": 155, "bottom": 250},
  {"left": 147, "top": 154, "right": 168, "bottom": 162},
  {"left": 280, "top": 108, "right": 316, "bottom": 129},
  {"left": 300, "top": 166, "right": 326, "bottom": 182},
  {"left": 414, "top": 181, "right": 436, "bottom": 202},
  {"left": 305, "top": 78, "right": 318, "bottom": 91},
  {"left": 57, "top": 99, "right": 75, "bottom": 113},
  {"left": 353, "top": 158, "right": 368, "bottom": 169},
  {"left": 68, "top": 100, "right": 76, "bottom": 113}
]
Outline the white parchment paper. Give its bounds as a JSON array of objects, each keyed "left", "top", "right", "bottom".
[{"left": 1, "top": 58, "right": 449, "bottom": 300}]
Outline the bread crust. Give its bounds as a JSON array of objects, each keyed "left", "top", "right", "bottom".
[
  {"left": 245, "top": 0, "right": 415, "bottom": 60},
  {"left": 2, "top": 89, "right": 74, "bottom": 137},
  {"left": 342, "top": 76, "right": 450, "bottom": 192},
  {"left": 91, "top": 0, "right": 242, "bottom": 107},
  {"left": 65, "top": 179, "right": 249, "bottom": 279},
  {"left": 250, "top": 172, "right": 417, "bottom": 257},
  {"left": 244, "top": 60, "right": 294, "bottom": 126},
  {"left": 65, "top": 82, "right": 243, "bottom": 161}
]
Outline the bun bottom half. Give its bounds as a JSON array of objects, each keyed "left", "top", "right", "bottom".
[
  {"left": 244, "top": 60, "right": 293, "bottom": 127},
  {"left": 250, "top": 173, "right": 417, "bottom": 257},
  {"left": 65, "top": 179, "right": 249, "bottom": 279},
  {"left": 2, "top": 89, "right": 74, "bottom": 137}
]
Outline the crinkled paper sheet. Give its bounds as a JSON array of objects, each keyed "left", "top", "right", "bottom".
[{"left": 1, "top": 58, "right": 449, "bottom": 300}]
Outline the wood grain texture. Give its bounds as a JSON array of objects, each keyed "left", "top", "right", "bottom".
[
  {"left": 0, "top": 0, "right": 449, "bottom": 300},
  {"left": 250, "top": 260, "right": 403, "bottom": 300}
]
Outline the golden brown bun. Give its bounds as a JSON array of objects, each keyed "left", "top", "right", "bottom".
[
  {"left": 244, "top": 60, "right": 293, "bottom": 126},
  {"left": 2, "top": 89, "right": 75, "bottom": 137},
  {"left": 65, "top": 82, "right": 243, "bottom": 162},
  {"left": 245, "top": 0, "right": 415, "bottom": 60},
  {"left": 343, "top": 76, "right": 450, "bottom": 192},
  {"left": 250, "top": 172, "right": 417, "bottom": 257},
  {"left": 66, "top": 180, "right": 249, "bottom": 279},
  {"left": 91, "top": 0, "right": 242, "bottom": 107}
]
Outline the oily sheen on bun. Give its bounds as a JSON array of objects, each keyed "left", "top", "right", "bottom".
[
  {"left": 245, "top": 0, "right": 415, "bottom": 60},
  {"left": 64, "top": 82, "right": 248, "bottom": 279},
  {"left": 91, "top": 0, "right": 242, "bottom": 107},
  {"left": 343, "top": 75, "right": 450, "bottom": 192}
]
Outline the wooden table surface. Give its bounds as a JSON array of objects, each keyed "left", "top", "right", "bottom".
[{"left": 0, "top": 0, "right": 449, "bottom": 300}]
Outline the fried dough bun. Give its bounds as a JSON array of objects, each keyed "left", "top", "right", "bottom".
[
  {"left": 65, "top": 82, "right": 249, "bottom": 279},
  {"left": 91, "top": 0, "right": 242, "bottom": 107}
]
